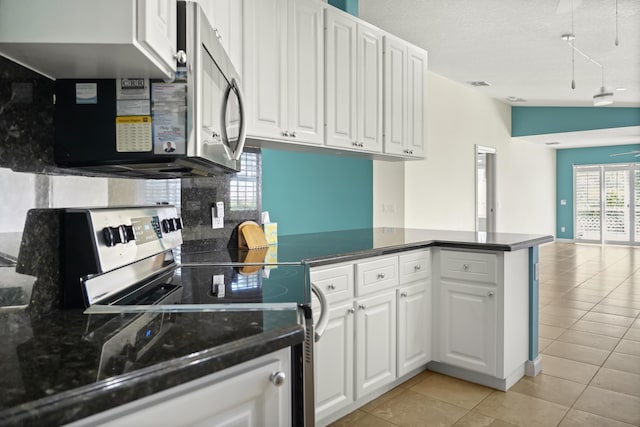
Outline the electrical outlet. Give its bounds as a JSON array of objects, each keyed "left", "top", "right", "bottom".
[
  {"left": 212, "top": 217, "right": 224, "bottom": 229},
  {"left": 216, "top": 201, "right": 225, "bottom": 218}
]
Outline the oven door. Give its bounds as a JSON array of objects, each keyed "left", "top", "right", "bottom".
[{"left": 184, "top": 2, "right": 246, "bottom": 170}]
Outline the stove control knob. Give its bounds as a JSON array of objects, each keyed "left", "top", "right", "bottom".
[
  {"left": 174, "top": 217, "right": 183, "bottom": 230},
  {"left": 123, "top": 225, "right": 136, "bottom": 242},
  {"left": 161, "top": 219, "right": 171, "bottom": 234},
  {"left": 102, "top": 226, "right": 126, "bottom": 247}
]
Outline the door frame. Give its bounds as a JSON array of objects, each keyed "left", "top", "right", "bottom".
[{"left": 475, "top": 145, "right": 497, "bottom": 233}]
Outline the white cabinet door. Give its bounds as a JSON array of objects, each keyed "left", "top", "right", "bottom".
[
  {"left": 243, "top": 0, "right": 288, "bottom": 140},
  {"left": 356, "top": 22, "right": 384, "bottom": 153},
  {"left": 397, "top": 282, "right": 431, "bottom": 377},
  {"left": 383, "top": 35, "right": 407, "bottom": 156},
  {"left": 440, "top": 280, "right": 497, "bottom": 376},
  {"left": 356, "top": 290, "right": 396, "bottom": 398},
  {"left": 198, "top": 0, "right": 244, "bottom": 77},
  {"left": 287, "top": 0, "right": 324, "bottom": 145},
  {"left": 315, "top": 301, "right": 355, "bottom": 421},
  {"left": 325, "top": 8, "right": 357, "bottom": 150},
  {"left": 137, "top": 0, "right": 178, "bottom": 77},
  {"left": 406, "top": 45, "right": 428, "bottom": 158},
  {"left": 383, "top": 35, "right": 427, "bottom": 158},
  {"left": 71, "top": 349, "right": 291, "bottom": 427}
]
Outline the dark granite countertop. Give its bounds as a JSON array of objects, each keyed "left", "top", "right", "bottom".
[
  {"left": 0, "top": 306, "right": 303, "bottom": 426},
  {"left": 182, "top": 227, "right": 554, "bottom": 266}
]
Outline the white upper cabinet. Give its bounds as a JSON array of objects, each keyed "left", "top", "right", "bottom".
[
  {"left": 383, "top": 34, "right": 428, "bottom": 158},
  {"left": 406, "top": 45, "right": 428, "bottom": 158},
  {"left": 197, "top": 0, "right": 244, "bottom": 77},
  {"left": 243, "top": 0, "right": 324, "bottom": 145},
  {"left": 0, "top": 0, "right": 177, "bottom": 79},
  {"left": 356, "top": 22, "right": 384, "bottom": 153},
  {"left": 326, "top": 8, "right": 383, "bottom": 153},
  {"left": 324, "top": 8, "right": 357, "bottom": 150}
]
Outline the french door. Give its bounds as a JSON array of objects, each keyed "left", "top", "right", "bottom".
[{"left": 574, "top": 164, "right": 640, "bottom": 245}]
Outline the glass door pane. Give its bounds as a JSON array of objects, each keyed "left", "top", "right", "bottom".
[
  {"left": 575, "top": 168, "right": 601, "bottom": 241},
  {"left": 603, "top": 169, "right": 630, "bottom": 243}
]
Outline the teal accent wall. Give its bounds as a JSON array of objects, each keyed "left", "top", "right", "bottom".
[
  {"left": 262, "top": 150, "right": 373, "bottom": 236},
  {"left": 512, "top": 107, "right": 640, "bottom": 137},
  {"left": 260, "top": 0, "right": 369, "bottom": 236},
  {"left": 556, "top": 144, "right": 640, "bottom": 239},
  {"left": 328, "top": 0, "right": 359, "bottom": 16}
]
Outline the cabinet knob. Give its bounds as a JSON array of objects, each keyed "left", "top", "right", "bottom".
[
  {"left": 463, "top": 264, "right": 470, "bottom": 271},
  {"left": 270, "top": 371, "right": 286, "bottom": 387},
  {"left": 282, "top": 130, "right": 290, "bottom": 137},
  {"left": 173, "top": 50, "right": 187, "bottom": 64},
  {"left": 358, "top": 304, "right": 367, "bottom": 310},
  {"left": 214, "top": 28, "right": 222, "bottom": 41},
  {"left": 291, "top": 131, "right": 297, "bottom": 138},
  {"left": 487, "top": 291, "right": 494, "bottom": 297},
  {"left": 328, "top": 283, "right": 336, "bottom": 290},
  {"left": 348, "top": 307, "right": 356, "bottom": 314},
  {"left": 400, "top": 292, "right": 408, "bottom": 298},
  {"left": 377, "top": 273, "right": 386, "bottom": 280},
  {"left": 409, "top": 149, "right": 414, "bottom": 155},
  {"left": 414, "top": 264, "right": 421, "bottom": 271}
]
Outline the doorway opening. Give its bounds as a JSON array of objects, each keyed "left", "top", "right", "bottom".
[{"left": 476, "top": 145, "right": 496, "bottom": 233}]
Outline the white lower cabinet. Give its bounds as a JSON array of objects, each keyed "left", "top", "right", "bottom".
[
  {"left": 68, "top": 348, "right": 292, "bottom": 427},
  {"left": 313, "top": 250, "right": 431, "bottom": 425},
  {"left": 315, "top": 300, "right": 355, "bottom": 421},
  {"left": 397, "top": 282, "right": 431, "bottom": 377},
  {"left": 355, "top": 290, "right": 397, "bottom": 398},
  {"left": 439, "top": 280, "right": 497, "bottom": 376}
]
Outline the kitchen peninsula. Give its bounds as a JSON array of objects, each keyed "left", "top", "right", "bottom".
[{"left": 0, "top": 227, "right": 551, "bottom": 426}]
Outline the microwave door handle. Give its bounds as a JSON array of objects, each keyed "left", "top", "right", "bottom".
[
  {"left": 233, "top": 79, "right": 247, "bottom": 161},
  {"left": 220, "top": 78, "right": 246, "bottom": 161},
  {"left": 311, "top": 283, "right": 329, "bottom": 342}
]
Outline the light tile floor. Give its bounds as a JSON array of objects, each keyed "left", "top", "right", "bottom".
[{"left": 330, "top": 242, "right": 640, "bottom": 427}]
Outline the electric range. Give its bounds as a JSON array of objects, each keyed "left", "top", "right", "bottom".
[{"left": 59, "top": 206, "right": 315, "bottom": 426}]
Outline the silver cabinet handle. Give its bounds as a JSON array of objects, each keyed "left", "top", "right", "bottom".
[
  {"left": 291, "top": 131, "right": 296, "bottom": 138},
  {"left": 358, "top": 304, "right": 366, "bottom": 310},
  {"left": 414, "top": 264, "right": 421, "bottom": 271},
  {"left": 328, "top": 283, "right": 336, "bottom": 290},
  {"left": 348, "top": 307, "right": 355, "bottom": 314},
  {"left": 463, "top": 264, "right": 470, "bottom": 271},
  {"left": 311, "top": 283, "right": 329, "bottom": 342},
  {"left": 400, "top": 292, "right": 408, "bottom": 298},
  {"left": 487, "top": 291, "right": 494, "bottom": 297},
  {"left": 377, "top": 273, "right": 386, "bottom": 279},
  {"left": 270, "top": 371, "right": 286, "bottom": 387},
  {"left": 282, "top": 130, "right": 290, "bottom": 137}
]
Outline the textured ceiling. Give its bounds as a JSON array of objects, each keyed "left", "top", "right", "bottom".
[{"left": 359, "top": 0, "right": 640, "bottom": 108}]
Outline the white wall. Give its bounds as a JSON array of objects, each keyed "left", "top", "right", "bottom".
[
  {"left": 373, "top": 161, "right": 405, "bottom": 227},
  {"left": 374, "top": 72, "right": 556, "bottom": 235}
]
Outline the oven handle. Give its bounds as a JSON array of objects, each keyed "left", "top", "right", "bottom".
[
  {"left": 220, "top": 78, "right": 246, "bottom": 161},
  {"left": 311, "top": 282, "right": 329, "bottom": 342}
]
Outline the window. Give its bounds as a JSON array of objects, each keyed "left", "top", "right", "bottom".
[
  {"left": 144, "top": 179, "right": 181, "bottom": 212},
  {"left": 230, "top": 152, "right": 259, "bottom": 211}
]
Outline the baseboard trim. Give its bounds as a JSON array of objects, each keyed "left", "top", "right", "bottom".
[{"left": 525, "top": 357, "right": 542, "bottom": 377}]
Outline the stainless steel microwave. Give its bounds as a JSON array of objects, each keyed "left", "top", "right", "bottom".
[{"left": 54, "top": 1, "right": 246, "bottom": 178}]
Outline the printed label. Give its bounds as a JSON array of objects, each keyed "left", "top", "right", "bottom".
[{"left": 115, "top": 116, "right": 152, "bottom": 152}]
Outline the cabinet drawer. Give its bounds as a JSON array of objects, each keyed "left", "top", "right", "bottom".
[
  {"left": 355, "top": 256, "right": 398, "bottom": 296},
  {"left": 399, "top": 250, "right": 430, "bottom": 284},
  {"left": 310, "top": 264, "right": 354, "bottom": 303},
  {"left": 440, "top": 250, "right": 497, "bottom": 284}
]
